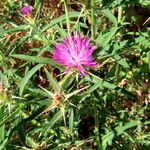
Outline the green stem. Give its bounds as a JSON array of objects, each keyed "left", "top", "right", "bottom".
[
  {"left": 92, "top": 94, "right": 103, "bottom": 150},
  {"left": 117, "top": 0, "right": 123, "bottom": 23},
  {"left": 0, "top": 107, "right": 21, "bottom": 127},
  {"left": 115, "top": 63, "right": 120, "bottom": 83},
  {"left": 118, "top": 5, "right": 122, "bottom": 23},
  {"left": 117, "top": 2, "right": 123, "bottom": 39},
  {"left": 64, "top": 0, "right": 70, "bottom": 34},
  {"left": 91, "top": 0, "right": 95, "bottom": 39}
]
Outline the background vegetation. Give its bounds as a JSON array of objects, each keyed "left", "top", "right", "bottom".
[{"left": 0, "top": 0, "right": 150, "bottom": 149}]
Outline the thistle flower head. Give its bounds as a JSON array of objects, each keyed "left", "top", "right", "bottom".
[
  {"left": 20, "top": 6, "right": 32, "bottom": 16},
  {"left": 53, "top": 34, "right": 97, "bottom": 75}
]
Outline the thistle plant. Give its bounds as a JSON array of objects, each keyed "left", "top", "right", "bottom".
[{"left": 0, "top": 0, "right": 149, "bottom": 150}]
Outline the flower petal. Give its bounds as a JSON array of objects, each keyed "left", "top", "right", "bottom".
[{"left": 53, "top": 34, "right": 97, "bottom": 75}]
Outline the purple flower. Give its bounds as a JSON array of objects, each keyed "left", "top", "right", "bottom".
[
  {"left": 20, "top": 6, "right": 32, "bottom": 16},
  {"left": 53, "top": 34, "right": 97, "bottom": 75}
]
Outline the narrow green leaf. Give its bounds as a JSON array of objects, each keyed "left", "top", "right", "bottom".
[
  {"left": 44, "top": 68, "right": 61, "bottom": 92},
  {"left": 69, "top": 108, "right": 74, "bottom": 135},
  {"left": 19, "top": 64, "right": 44, "bottom": 96},
  {"left": 66, "top": 86, "right": 89, "bottom": 99},
  {"left": 5, "top": 25, "right": 30, "bottom": 33},
  {"left": 0, "top": 125, "right": 4, "bottom": 142},
  {"left": 102, "top": 121, "right": 140, "bottom": 148},
  {"left": 0, "top": 107, "right": 21, "bottom": 127},
  {"left": 43, "top": 110, "right": 63, "bottom": 136},
  {"left": 59, "top": 73, "right": 75, "bottom": 90},
  {"left": 88, "top": 73, "right": 117, "bottom": 90},
  {"left": 11, "top": 54, "right": 59, "bottom": 67},
  {"left": 96, "top": 9, "right": 118, "bottom": 48},
  {"left": 102, "top": 80, "right": 117, "bottom": 89},
  {"left": 42, "top": 12, "right": 81, "bottom": 32},
  {"left": 113, "top": 54, "right": 130, "bottom": 68},
  {"left": 100, "top": 9, "right": 118, "bottom": 25}
]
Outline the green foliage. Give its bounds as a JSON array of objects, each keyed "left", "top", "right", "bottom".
[{"left": 0, "top": 0, "right": 149, "bottom": 149}]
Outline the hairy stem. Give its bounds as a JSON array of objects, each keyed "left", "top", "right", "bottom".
[{"left": 91, "top": 0, "right": 95, "bottom": 39}]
